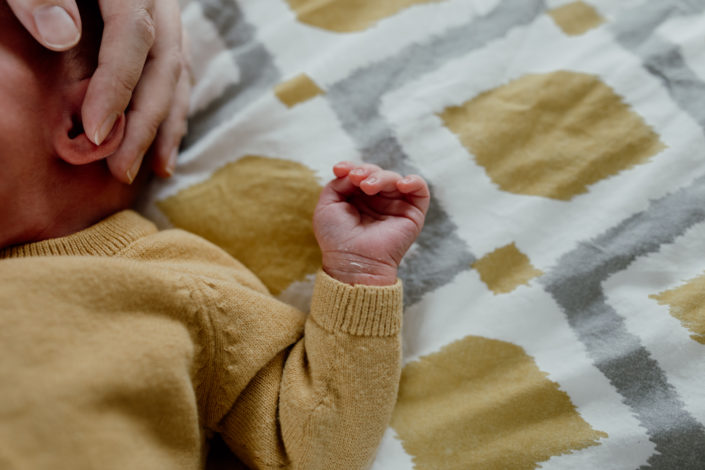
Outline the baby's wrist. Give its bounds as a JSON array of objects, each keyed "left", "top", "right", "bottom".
[{"left": 322, "top": 253, "right": 398, "bottom": 286}]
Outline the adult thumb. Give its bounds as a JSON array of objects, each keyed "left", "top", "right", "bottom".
[{"left": 6, "top": 0, "right": 81, "bottom": 51}]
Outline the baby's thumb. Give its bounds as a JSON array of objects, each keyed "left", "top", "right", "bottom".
[{"left": 6, "top": 0, "right": 81, "bottom": 51}]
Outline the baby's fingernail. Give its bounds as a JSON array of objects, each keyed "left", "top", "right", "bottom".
[
  {"left": 365, "top": 177, "right": 378, "bottom": 184},
  {"left": 33, "top": 6, "right": 80, "bottom": 50},
  {"left": 166, "top": 149, "right": 178, "bottom": 177},
  {"left": 401, "top": 177, "right": 414, "bottom": 184},
  {"left": 94, "top": 113, "right": 119, "bottom": 146},
  {"left": 350, "top": 169, "right": 365, "bottom": 176},
  {"left": 126, "top": 154, "right": 144, "bottom": 184}
]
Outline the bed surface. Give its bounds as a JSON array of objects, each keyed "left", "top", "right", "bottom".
[{"left": 142, "top": 0, "right": 705, "bottom": 468}]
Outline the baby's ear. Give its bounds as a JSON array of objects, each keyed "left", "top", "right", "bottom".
[{"left": 52, "top": 79, "right": 125, "bottom": 166}]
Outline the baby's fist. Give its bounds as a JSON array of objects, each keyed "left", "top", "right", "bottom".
[{"left": 313, "top": 162, "right": 430, "bottom": 286}]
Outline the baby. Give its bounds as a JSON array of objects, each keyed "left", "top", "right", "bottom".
[{"left": 0, "top": 2, "right": 430, "bottom": 470}]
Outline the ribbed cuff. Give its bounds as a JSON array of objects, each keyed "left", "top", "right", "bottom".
[
  {"left": 0, "top": 210, "right": 156, "bottom": 258},
  {"left": 310, "top": 270, "right": 403, "bottom": 337}
]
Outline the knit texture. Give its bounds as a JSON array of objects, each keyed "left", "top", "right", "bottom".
[
  {"left": 0, "top": 210, "right": 154, "bottom": 258},
  {"left": 310, "top": 273, "right": 402, "bottom": 336},
  {"left": 0, "top": 211, "right": 403, "bottom": 470}
]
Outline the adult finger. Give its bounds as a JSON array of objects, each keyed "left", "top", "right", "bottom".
[
  {"left": 104, "top": 0, "right": 183, "bottom": 183},
  {"left": 6, "top": 0, "right": 81, "bottom": 51},
  {"left": 82, "top": 0, "right": 156, "bottom": 152},
  {"left": 151, "top": 49, "right": 191, "bottom": 178}
]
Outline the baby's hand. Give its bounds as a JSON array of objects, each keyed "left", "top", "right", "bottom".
[{"left": 314, "top": 162, "right": 430, "bottom": 286}]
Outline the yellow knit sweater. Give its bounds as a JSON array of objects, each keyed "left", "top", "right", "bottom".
[{"left": 0, "top": 211, "right": 403, "bottom": 470}]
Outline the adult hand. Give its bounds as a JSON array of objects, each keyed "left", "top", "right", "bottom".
[{"left": 6, "top": 0, "right": 191, "bottom": 183}]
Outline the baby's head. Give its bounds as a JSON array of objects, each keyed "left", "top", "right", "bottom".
[{"left": 0, "top": 1, "right": 143, "bottom": 249}]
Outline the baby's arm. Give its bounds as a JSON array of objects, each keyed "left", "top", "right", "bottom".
[{"left": 212, "top": 163, "right": 429, "bottom": 469}]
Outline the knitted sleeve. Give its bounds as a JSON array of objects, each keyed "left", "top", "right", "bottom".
[{"left": 203, "top": 270, "right": 403, "bottom": 470}]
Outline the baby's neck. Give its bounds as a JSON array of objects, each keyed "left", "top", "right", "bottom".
[{"left": 0, "top": 160, "right": 143, "bottom": 250}]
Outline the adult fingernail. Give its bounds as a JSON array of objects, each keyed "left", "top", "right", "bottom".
[
  {"left": 126, "top": 154, "right": 144, "bottom": 185},
  {"left": 33, "top": 6, "right": 80, "bottom": 50},
  {"left": 94, "top": 113, "right": 119, "bottom": 146},
  {"left": 166, "top": 149, "right": 178, "bottom": 177}
]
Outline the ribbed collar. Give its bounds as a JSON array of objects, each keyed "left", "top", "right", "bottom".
[{"left": 0, "top": 210, "right": 157, "bottom": 259}]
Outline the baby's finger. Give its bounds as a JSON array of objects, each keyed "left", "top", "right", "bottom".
[
  {"left": 317, "top": 175, "right": 359, "bottom": 208},
  {"left": 359, "top": 170, "right": 403, "bottom": 196},
  {"left": 396, "top": 175, "right": 429, "bottom": 196},
  {"left": 347, "top": 163, "right": 383, "bottom": 185},
  {"left": 396, "top": 175, "right": 431, "bottom": 214},
  {"left": 332, "top": 161, "right": 357, "bottom": 178}
]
